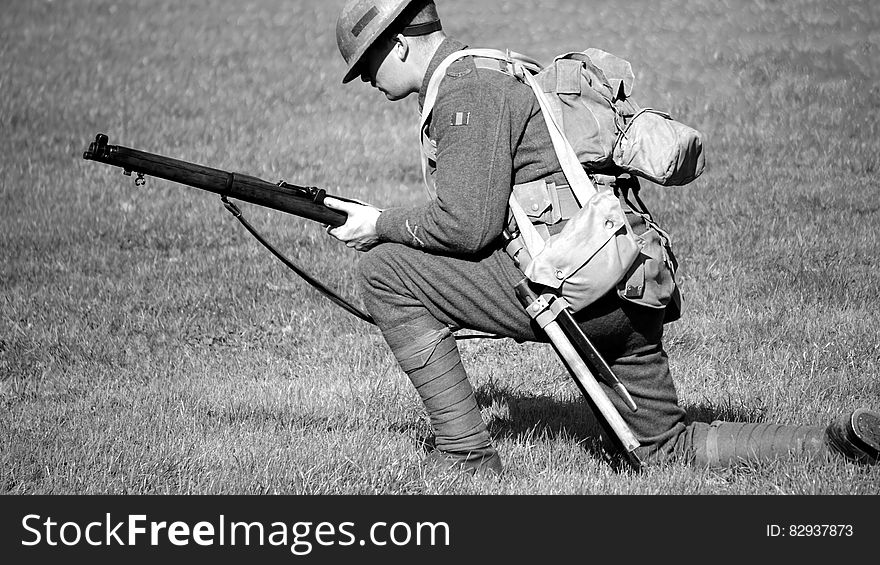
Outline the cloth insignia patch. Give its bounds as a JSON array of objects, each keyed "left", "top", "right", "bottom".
[
  {"left": 446, "top": 66, "right": 472, "bottom": 78},
  {"left": 450, "top": 111, "right": 470, "bottom": 126}
]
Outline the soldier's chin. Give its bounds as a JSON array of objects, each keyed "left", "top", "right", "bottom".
[{"left": 383, "top": 90, "right": 409, "bottom": 102}]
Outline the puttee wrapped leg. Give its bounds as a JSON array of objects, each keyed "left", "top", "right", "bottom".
[
  {"left": 687, "top": 421, "right": 827, "bottom": 468},
  {"left": 382, "top": 315, "right": 501, "bottom": 476}
]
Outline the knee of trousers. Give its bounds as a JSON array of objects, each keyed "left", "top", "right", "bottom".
[
  {"left": 357, "top": 244, "right": 396, "bottom": 295},
  {"left": 609, "top": 347, "right": 688, "bottom": 457},
  {"left": 358, "top": 244, "right": 414, "bottom": 318}
]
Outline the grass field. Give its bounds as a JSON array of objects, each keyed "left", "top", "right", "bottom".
[{"left": 2, "top": 0, "right": 879, "bottom": 495}]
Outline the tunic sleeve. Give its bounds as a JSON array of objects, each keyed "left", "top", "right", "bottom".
[{"left": 376, "top": 67, "right": 514, "bottom": 254}]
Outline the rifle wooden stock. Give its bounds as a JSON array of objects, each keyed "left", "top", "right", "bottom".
[{"left": 83, "top": 133, "right": 348, "bottom": 228}]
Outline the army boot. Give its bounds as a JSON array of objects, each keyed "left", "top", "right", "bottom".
[
  {"left": 424, "top": 446, "right": 503, "bottom": 477},
  {"left": 825, "top": 408, "right": 880, "bottom": 465}
]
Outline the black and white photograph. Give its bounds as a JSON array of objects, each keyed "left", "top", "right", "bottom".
[{"left": 2, "top": 0, "right": 877, "bottom": 560}]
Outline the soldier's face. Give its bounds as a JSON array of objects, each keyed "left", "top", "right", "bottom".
[{"left": 359, "top": 35, "right": 411, "bottom": 101}]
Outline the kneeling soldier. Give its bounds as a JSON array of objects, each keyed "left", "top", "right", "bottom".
[{"left": 324, "top": 0, "right": 880, "bottom": 475}]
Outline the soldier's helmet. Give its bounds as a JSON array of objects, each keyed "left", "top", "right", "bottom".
[{"left": 336, "top": 0, "right": 421, "bottom": 84}]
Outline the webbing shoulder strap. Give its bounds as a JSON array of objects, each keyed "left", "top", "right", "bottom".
[
  {"left": 419, "top": 48, "right": 599, "bottom": 202},
  {"left": 418, "top": 48, "right": 541, "bottom": 198}
]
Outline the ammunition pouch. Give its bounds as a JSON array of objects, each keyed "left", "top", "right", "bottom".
[
  {"left": 506, "top": 175, "right": 681, "bottom": 321},
  {"left": 615, "top": 175, "right": 681, "bottom": 322}
]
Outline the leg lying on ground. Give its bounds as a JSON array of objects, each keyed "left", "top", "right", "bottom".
[{"left": 671, "top": 409, "right": 880, "bottom": 468}]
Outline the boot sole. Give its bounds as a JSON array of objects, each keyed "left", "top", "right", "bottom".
[{"left": 851, "top": 408, "right": 880, "bottom": 454}]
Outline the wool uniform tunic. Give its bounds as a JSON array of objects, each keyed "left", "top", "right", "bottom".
[{"left": 361, "top": 37, "right": 692, "bottom": 463}]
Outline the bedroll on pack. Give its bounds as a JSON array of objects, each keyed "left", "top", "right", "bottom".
[
  {"left": 422, "top": 48, "right": 704, "bottom": 187},
  {"left": 535, "top": 48, "right": 705, "bottom": 186}
]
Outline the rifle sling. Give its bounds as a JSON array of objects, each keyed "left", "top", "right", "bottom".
[
  {"left": 220, "top": 196, "right": 376, "bottom": 325},
  {"left": 220, "top": 196, "right": 500, "bottom": 341}
]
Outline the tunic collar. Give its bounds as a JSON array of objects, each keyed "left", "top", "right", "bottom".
[{"left": 417, "top": 37, "right": 468, "bottom": 111}]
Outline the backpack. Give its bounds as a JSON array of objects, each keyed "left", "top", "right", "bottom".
[
  {"left": 419, "top": 48, "right": 692, "bottom": 318},
  {"left": 530, "top": 48, "right": 705, "bottom": 186},
  {"left": 420, "top": 48, "right": 705, "bottom": 189}
]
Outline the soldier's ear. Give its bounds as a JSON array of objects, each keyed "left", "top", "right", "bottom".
[{"left": 391, "top": 33, "right": 409, "bottom": 62}]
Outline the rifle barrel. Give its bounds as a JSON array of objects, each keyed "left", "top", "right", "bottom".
[{"left": 83, "top": 133, "right": 347, "bottom": 227}]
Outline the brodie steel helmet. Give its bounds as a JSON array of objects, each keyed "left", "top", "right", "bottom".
[{"left": 336, "top": 0, "right": 442, "bottom": 84}]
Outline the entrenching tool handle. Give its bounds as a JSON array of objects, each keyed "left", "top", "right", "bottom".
[{"left": 514, "top": 279, "right": 642, "bottom": 462}]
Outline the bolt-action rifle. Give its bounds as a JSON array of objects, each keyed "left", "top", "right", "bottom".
[
  {"left": 82, "top": 133, "right": 373, "bottom": 323},
  {"left": 84, "top": 133, "right": 642, "bottom": 470},
  {"left": 83, "top": 133, "right": 348, "bottom": 226}
]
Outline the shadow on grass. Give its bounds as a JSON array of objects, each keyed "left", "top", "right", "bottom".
[{"left": 474, "top": 380, "right": 769, "bottom": 470}]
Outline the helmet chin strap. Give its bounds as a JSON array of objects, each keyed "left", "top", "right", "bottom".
[{"left": 401, "top": 20, "right": 442, "bottom": 36}]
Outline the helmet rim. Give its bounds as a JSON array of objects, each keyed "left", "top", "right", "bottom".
[{"left": 337, "top": 0, "right": 418, "bottom": 84}]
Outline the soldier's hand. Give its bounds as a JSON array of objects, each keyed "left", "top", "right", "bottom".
[{"left": 324, "top": 197, "right": 381, "bottom": 252}]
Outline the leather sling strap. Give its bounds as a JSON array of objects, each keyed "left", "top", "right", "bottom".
[{"left": 220, "top": 196, "right": 497, "bottom": 340}]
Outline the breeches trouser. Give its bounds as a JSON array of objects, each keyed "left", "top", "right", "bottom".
[
  {"left": 359, "top": 243, "right": 831, "bottom": 466},
  {"left": 359, "top": 243, "right": 687, "bottom": 462}
]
